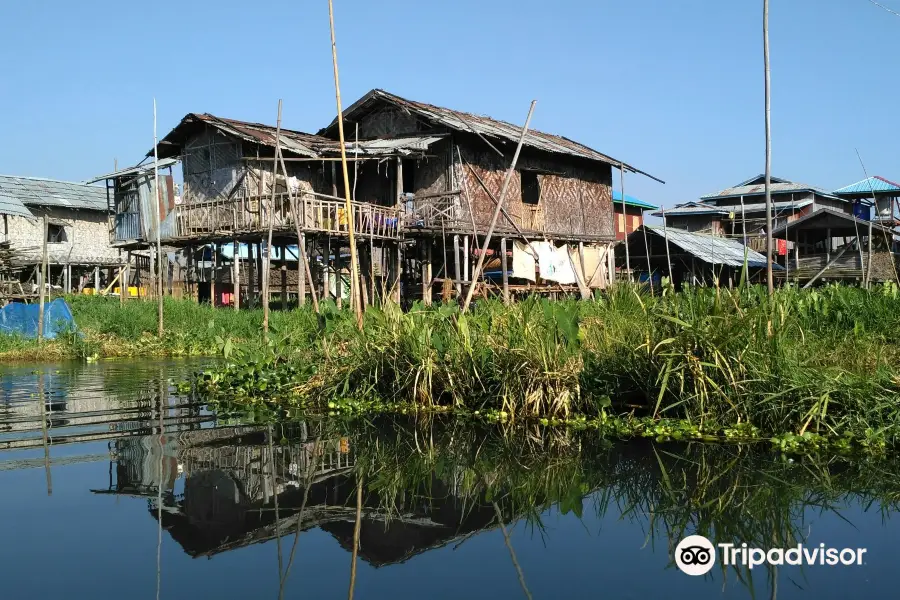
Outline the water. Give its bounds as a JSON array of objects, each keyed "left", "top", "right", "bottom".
[{"left": 0, "top": 360, "right": 897, "bottom": 599}]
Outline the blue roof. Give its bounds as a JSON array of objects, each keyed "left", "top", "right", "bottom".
[
  {"left": 833, "top": 176, "right": 900, "bottom": 196},
  {"left": 612, "top": 190, "right": 657, "bottom": 210}
]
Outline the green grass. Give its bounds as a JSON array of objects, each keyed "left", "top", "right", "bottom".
[
  {"left": 0, "top": 295, "right": 319, "bottom": 360},
  {"left": 196, "top": 282, "right": 900, "bottom": 450}
]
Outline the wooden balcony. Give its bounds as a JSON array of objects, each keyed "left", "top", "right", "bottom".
[{"left": 161, "top": 192, "right": 402, "bottom": 243}]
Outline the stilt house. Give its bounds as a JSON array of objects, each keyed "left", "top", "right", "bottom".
[{"left": 98, "top": 89, "right": 660, "bottom": 306}]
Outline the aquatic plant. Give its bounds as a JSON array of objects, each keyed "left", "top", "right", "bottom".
[{"left": 198, "top": 283, "right": 900, "bottom": 449}]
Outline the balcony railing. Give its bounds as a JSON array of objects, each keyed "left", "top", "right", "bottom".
[{"left": 165, "top": 192, "right": 401, "bottom": 242}]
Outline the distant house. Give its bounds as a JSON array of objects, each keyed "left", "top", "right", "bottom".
[
  {"left": 612, "top": 191, "right": 657, "bottom": 241},
  {"left": 833, "top": 176, "right": 900, "bottom": 228},
  {"left": 619, "top": 225, "right": 777, "bottom": 288},
  {"left": 654, "top": 175, "right": 852, "bottom": 252},
  {"left": 0, "top": 175, "right": 125, "bottom": 293}
]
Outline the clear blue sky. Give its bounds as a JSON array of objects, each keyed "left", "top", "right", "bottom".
[{"left": 0, "top": 0, "right": 897, "bottom": 210}]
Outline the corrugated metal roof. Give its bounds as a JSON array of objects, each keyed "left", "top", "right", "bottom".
[
  {"left": 833, "top": 176, "right": 900, "bottom": 196},
  {"left": 319, "top": 89, "right": 664, "bottom": 183},
  {"left": 701, "top": 180, "right": 843, "bottom": 202},
  {"left": 342, "top": 136, "right": 446, "bottom": 156},
  {"left": 644, "top": 226, "right": 774, "bottom": 268},
  {"left": 652, "top": 202, "right": 729, "bottom": 217},
  {"left": 0, "top": 175, "right": 108, "bottom": 212},
  {"left": 154, "top": 113, "right": 445, "bottom": 160},
  {"left": 612, "top": 190, "right": 657, "bottom": 210},
  {"left": 86, "top": 157, "right": 179, "bottom": 184},
  {"left": 0, "top": 193, "right": 34, "bottom": 218},
  {"left": 655, "top": 199, "right": 813, "bottom": 217},
  {"left": 772, "top": 207, "right": 894, "bottom": 236}
]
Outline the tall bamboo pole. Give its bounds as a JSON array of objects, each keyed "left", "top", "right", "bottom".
[
  {"left": 763, "top": 0, "right": 774, "bottom": 295},
  {"left": 38, "top": 214, "right": 48, "bottom": 342},
  {"left": 263, "top": 100, "right": 283, "bottom": 333},
  {"left": 619, "top": 166, "right": 632, "bottom": 282},
  {"left": 153, "top": 98, "right": 164, "bottom": 334},
  {"left": 328, "top": 0, "right": 363, "bottom": 329},
  {"left": 462, "top": 101, "right": 536, "bottom": 313}
]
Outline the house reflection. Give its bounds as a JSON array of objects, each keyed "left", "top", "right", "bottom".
[{"left": 98, "top": 424, "right": 499, "bottom": 566}]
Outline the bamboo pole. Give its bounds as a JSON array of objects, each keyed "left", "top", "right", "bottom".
[
  {"left": 328, "top": 0, "right": 363, "bottom": 329},
  {"left": 278, "top": 147, "right": 319, "bottom": 312},
  {"left": 619, "top": 166, "right": 631, "bottom": 283},
  {"left": 38, "top": 214, "right": 48, "bottom": 342},
  {"left": 347, "top": 476, "right": 363, "bottom": 600},
  {"left": 153, "top": 98, "right": 164, "bottom": 335},
  {"left": 763, "top": 0, "right": 774, "bottom": 295},
  {"left": 262, "top": 99, "right": 283, "bottom": 334},
  {"left": 462, "top": 100, "right": 536, "bottom": 313},
  {"left": 39, "top": 370, "right": 52, "bottom": 495}
]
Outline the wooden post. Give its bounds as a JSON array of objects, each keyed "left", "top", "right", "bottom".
[
  {"left": 462, "top": 101, "right": 536, "bottom": 313},
  {"left": 826, "top": 227, "right": 831, "bottom": 263},
  {"left": 248, "top": 243, "right": 256, "bottom": 307},
  {"left": 328, "top": 0, "right": 363, "bottom": 328},
  {"left": 153, "top": 98, "right": 164, "bottom": 335},
  {"left": 619, "top": 165, "right": 631, "bottom": 282},
  {"left": 865, "top": 219, "right": 874, "bottom": 288},
  {"left": 94, "top": 266, "right": 100, "bottom": 294},
  {"left": 500, "top": 238, "right": 510, "bottom": 304},
  {"left": 298, "top": 235, "right": 306, "bottom": 306},
  {"left": 336, "top": 249, "right": 343, "bottom": 309},
  {"left": 323, "top": 237, "right": 331, "bottom": 301},
  {"left": 233, "top": 241, "right": 240, "bottom": 310},
  {"left": 262, "top": 99, "right": 283, "bottom": 333},
  {"left": 462, "top": 236, "right": 470, "bottom": 297},
  {"left": 763, "top": 0, "right": 774, "bottom": 295},
  {"left": 39, "top": 371, "right": 52, "bottom": 495},
  {"left": 453, "top": 234, "right": 462, "bottom": 296},
  {"left": 38, "top": 214, "right": 48, "bottom": 342},
  {"left": 280, "top": 245, "right": 288, "bottom": 310},
  {"left": 393, "top": 159, "right": 403, "bottom": 305}
]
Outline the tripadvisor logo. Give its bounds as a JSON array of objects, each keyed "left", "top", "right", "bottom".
[{"left": 675, "top": 535, "right": 868, "bottom": 576}]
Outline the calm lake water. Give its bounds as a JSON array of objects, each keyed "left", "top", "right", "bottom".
[{"left": 0, "top": 360, "right": 897, "bottom": 599}]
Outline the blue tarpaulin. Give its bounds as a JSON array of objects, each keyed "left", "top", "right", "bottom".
[{"left": 0, "top": 298, "right": 76, "bottom": 339}]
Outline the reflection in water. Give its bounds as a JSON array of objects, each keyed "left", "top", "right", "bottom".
[{"left": 0, "top": 361, "right": 898, "bottom": 599}]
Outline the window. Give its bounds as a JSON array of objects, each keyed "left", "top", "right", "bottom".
[
  {"left": 520, "top": 171, "right": 540, "bottom": 205},
  {"left": 47, "top": 224, "right": 67, "bottom": 243}
]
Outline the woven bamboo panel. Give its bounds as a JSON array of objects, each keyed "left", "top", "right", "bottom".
[{"left": 457, "top": 143, "right": 613, "bottom": 238}]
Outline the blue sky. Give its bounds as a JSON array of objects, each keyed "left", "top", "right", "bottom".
[{"left": 0, "top": 0, "right": 897, "bottom": 210}]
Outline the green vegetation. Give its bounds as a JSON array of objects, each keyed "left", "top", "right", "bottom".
[
  {"left": 0, "top": 295, "right": 318, "bottom": 361},
  {"left": 197, "top": 283, "right": 900, "bottom": 452}
]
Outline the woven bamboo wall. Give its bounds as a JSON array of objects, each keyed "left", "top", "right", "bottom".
[{"left": 456, "top": 142, "right": 614, "bottom": 238}]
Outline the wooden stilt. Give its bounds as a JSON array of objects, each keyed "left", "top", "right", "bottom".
[
  {"left": 500, "top": 238, "right": 510, "bottom": 304},
  {"left": 280, "top": 245, "right": 287, "bottom": 310},
  {"left": 298, "top": 234, "right": 306, "bottom": 306},
  {"left": 336, "top": 247, "right": 343, "bottom": 309},
  {"left": 38, "top": 214, "right": 48, "bottom": 342},
  {"left": 233, "top": 241, "right": 240, "bottom": 310},
  {"left": 248, "top": 243, "right": 256, "bottom": 307},
  {"left": 424, "top": 242, "right": 433, "bottom": 306},
  {"left": 453, "top": 234, "right": 462, "bottom": 296},
  {"left": 323, "top": 237, "right": 331, "bottom": 301}
]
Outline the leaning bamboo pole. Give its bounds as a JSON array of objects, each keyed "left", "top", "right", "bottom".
[
  {"left": 462, "top": 101, "right": 536, "bottom": 313},
  {"left": 327, "top": 0, "right": 363, "bottom": 329}
]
